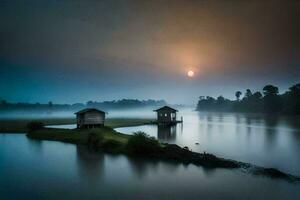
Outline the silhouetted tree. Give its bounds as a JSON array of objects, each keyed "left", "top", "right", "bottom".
[
  {"left": 263, "top": 85, "right": 279, "bottom": 96},
  {"left": 262, "top": 85, "right": 282, "bottom": 113},
  {"left": 289, "top": 83, "right": 300, "bottom": 94},
  {"left": 245, "top": 89, "right": 252, "bottom": 99},
  {"left": 282, "top": 83, "right": 300, "bottom": 114},
  {"left": 235, "top": 91, "right": 242, "bottom": 101},
  {"left": 252, "top": 91, "right": 262, "bottom": 99},
  {"left": 197, "top": 83, "right": 299, "bottom": 115},
  {"left": 247, "top": 91, "right": 263, "bottom": 111},
  {"left": 217, "top": 96, "right": 225, "bottom": 104}
]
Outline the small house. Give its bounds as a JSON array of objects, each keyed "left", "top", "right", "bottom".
[
  {"left": 154, "top": 106, "right": 178, "bottom": 125},
  {"left": 75, "top": 108, "right": 106, "bottom": 129}
]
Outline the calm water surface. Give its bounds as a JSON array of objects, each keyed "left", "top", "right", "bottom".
[
  {"left": 116, "top": 109, "right": 300, "bottom": 176},
  {"left": 1, "top": 134, "right": 300, "bottom": 199},
  {"left": 1, "top": 109, "right": 300, "bottom": 199}
]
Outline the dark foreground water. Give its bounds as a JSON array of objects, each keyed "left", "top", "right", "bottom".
[
  {"left": 1, "top": 109, "right": 300, "bottom": 199},
  {"left": 0, "top": 134, "right": 300, "bottom": 200}
]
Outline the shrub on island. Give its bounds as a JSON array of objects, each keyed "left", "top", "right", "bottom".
[
  {"left": 126, "top": 131, "right": 161, "bottom": 155},
  {"left": 27, "top": 121, "right": 45, "bottom": 132}
]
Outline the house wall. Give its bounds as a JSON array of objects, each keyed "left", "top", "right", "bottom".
[
  {"left": 157, "top": 111, "right": 176, "bottom": 122},
  {"left": 77, "top": 115, "right": 84, "bottom": 127},
  {"left": 83, "top": 111, "right": 105, "bottom": 125},
  {"left": 77, "top": 111, "right": 105, "bottom": 128}
]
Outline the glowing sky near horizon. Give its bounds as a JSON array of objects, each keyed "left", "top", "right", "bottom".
[{"left": 0, "top": 0, "right": 299, "bottom": 104}]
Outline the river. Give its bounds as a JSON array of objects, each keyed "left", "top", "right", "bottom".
[{"left": 1, "top": 108, "right": 300, "bottom": 199}]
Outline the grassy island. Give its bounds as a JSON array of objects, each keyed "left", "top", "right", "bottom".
[
  {"left": 27, "top": 126, "right": 237, "bottom": 168},
  {"left": 0, "top": 118, "right": 153, "bottom": 133},
  {"left": 26, "top": 125, "right": 300, "bottom": 183}
]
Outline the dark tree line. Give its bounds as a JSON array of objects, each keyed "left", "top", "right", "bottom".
[
  {"left": 196, "top": 83, "right": 300, "bottom": 115},
  {"left": 86, "top": 99, "right": 167, "bottom": 109},
  {"left": 0, "top": 99, "right": 167, "bottom": 112}
]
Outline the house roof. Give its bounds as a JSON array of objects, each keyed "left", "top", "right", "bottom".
[
  {"left": 75, "top": 108, "right": 106, "bottom": 115},
  {"left": 154, "top": 106, "right": 178, "bottom": 112}
]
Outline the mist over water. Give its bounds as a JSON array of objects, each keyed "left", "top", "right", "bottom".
[
  {"left": 0, "top": 110, "right": 74, "bottom": 119},
  {"left": 1, "top": 108, "right": 300, "bottom": 199},
  {"left": 41, "top": 107, "right": 300, "bottom": 176},
  {"left": 0, "top": 107, "right": 159, "bottom": 119}
]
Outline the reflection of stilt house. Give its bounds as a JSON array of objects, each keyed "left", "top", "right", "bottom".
[
  {"left": 75, "top": 108, "right": 106, "bottom": 129},
  {"left": 157, "top": 125, "right": 176, "bottom": 142},
  {"left": 154, "top": 106, "right": 182, "bottom": 125}
]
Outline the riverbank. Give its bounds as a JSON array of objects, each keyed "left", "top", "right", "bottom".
[
  {"left": 27, "top": 126, "right": 300, "bottom": 183},
  {"left": 26, "top": 127, "right": 240, "bottom": 168},
  {"left": 0, "top": 118, "right": 153, "bottom": 133}
]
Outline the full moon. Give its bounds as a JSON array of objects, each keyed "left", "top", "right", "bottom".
[{"left": 187, "top": 70, "right": 194, "bottom": 77}]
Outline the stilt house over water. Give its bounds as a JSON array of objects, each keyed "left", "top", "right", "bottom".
[
  {"left": 154, "top": 106, "right": 181, "bottom": 125},
  {"left": 75, "top": 108, "right": 106, "bottom": 128}
]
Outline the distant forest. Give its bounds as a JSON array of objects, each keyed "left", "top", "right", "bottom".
[
  {"left": 196, "top": 83, "right": 300, "bottom": 115},
  {"left": 0, "top": 99, "right": 167, "bottom": 112}
]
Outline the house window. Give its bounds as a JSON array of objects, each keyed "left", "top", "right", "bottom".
[{"left": 165, "top": 113, "right": 168, "bottom": 117}]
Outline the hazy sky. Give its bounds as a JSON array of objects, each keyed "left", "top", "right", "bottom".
[{"left": 0, "top": 0, "right": 299, "bottom": 104}]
